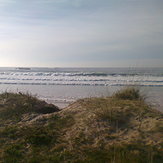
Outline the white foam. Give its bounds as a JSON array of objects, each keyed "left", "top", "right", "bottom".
[{"left": 0, "top": 70, "right": 163, "bottom": 86}]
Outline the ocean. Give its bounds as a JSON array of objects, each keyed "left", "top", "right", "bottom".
[{"left": 0, "top": 67, "right": 163, "bottom": 111}]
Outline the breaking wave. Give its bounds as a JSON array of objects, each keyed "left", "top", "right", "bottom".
[{"left": 0, "top": 68, "right": 163, "bottom": 87}]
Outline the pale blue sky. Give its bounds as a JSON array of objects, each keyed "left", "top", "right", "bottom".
[{"left": 0, "top": 0, "right": 163, "bottom": 67}]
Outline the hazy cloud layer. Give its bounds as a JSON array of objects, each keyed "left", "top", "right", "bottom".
[{"left": 0, "top": 0, "right": 163, "bottom": 67}]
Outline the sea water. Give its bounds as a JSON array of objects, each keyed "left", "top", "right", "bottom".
[{"left": 0, "top": 67, "right": 162, "bottom": 110}]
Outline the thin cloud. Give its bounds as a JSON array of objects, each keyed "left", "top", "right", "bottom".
[{"left": 0, "top": 0, "right": 163, "bottom": 67}]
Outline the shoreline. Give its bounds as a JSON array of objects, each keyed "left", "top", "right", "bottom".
[{"left": 0, "top": 84, "right": 163, "bottom": 111}]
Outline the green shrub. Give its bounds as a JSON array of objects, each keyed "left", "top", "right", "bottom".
[
  {"left": 27, "top": 133, "right": 52, "bottom": 146},
  {"left": 3, "top": 144, "right": 24, "bottom": 163},
  {"left": 25, "top": 127, "right": 54, "bottom": 146},
  {"left": 0, "top": 126, "right": 18, "bottom": 139}
]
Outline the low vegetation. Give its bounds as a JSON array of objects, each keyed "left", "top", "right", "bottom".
[
  {"left": 0, "top": 88, "right": 162, "bottom": 163},
  {"left": 113, "top": 87, "right": 141, "bottom": 100},
  {"left": 0, "top": 92, "right": 59, "bottom": 122}
]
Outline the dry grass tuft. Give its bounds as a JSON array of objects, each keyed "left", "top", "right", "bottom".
[{"left": 113, "top": 87, "right": 142, "bottom": 100}]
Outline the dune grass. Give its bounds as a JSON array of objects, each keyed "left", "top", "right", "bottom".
[
  {"left": 113, "top": 87, "right": 142, "bottom": 100},
  {"left": 0, "top": 88, "right": 162, "bottom": 163},
  {"left": 0, "top": 92, "right": 59, "bottom": 122}
]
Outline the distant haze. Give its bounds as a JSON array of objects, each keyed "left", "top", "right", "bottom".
[{"left": 0, "top": 0, "right": 163, "bottom": 67}]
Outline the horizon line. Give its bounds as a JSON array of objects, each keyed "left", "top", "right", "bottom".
[{"left": 0, "top": 66, "right": 163, "bottom": 69}]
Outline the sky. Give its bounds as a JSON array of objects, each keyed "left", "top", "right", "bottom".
[{"left": 0, "top": 0, "right": 163, "bottom": 67}]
